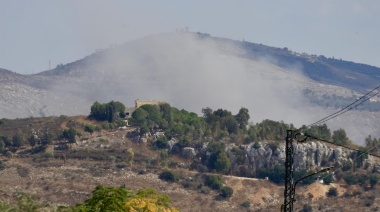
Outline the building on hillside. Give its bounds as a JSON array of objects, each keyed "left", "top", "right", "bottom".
[
  {"left": 134, "top": 99, "right": 167, "bottom": 108},
  {"left": 124, "top": 99, "right": 167, "bottom": 119}
]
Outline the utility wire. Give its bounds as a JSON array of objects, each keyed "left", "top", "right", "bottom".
[
  {"left": 320, "top": 142, "right": 380, "bottom": 184},
  {"left": 302, "top": 133, "right": 380, "bottom": 183},
  {"left": 306, "top": 85, "right": 380, "bottom": 128},
  {"left": 304, "top": 133, "right": 380, "bottom": 159},
  {"left": 309, "top": 90, "right": 380, "bottom": 127}
]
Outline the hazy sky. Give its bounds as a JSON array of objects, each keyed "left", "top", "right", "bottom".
[{"left": 1, "top": 1, "right": 379, "bottom": 74}]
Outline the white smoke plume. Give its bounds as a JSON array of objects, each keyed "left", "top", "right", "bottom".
[{"left": 2, "top": 32, "right": 378, "bottom": 145}]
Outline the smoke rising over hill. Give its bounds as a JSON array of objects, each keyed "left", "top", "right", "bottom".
[
  {"left": 48, "top": 33, "right": 318, "bottom": 125},
  {"left": 1, "top": 33, "right": 379, "bottom": 144}
]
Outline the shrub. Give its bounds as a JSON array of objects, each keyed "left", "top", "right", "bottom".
[
  {"left": 125, "top": 148, "right": 134, "bottom": 165},
  {"left": 84, "top": 124, "right": 96, "bottom": 134},
  {"left": 4, "top": 151, "right": 13, "bottom": 158},
  {"left": 253, "top": 141, "right": 261, "bottom": 149},
  {"left": 0, "top": 161, "right": 5, "bottom": 170},
  {"left": 267, "top": 142, "right": 279, "bottom": 151},
  {"left": 155, "top": 138, "right": 168, "bottom": 149},
  {"left": 240, "top": 200, "right": 250, "bottom": 208},
  {"left": 369, "top": 175, "right": 378, "bottom": 188},
  {"left": 220, "top": 186, "right": 233, "bottom": 198},
  {"left": 12, "top": 133, "right": 25, "bottom": 147},
  {"left": 257, "top": 165, "right": 285, "bottom": 184},
  {"left": 204, "top": 175, "right": 223, "bottom": 190},
  {"left": 323, "top": 174, "right": 334, "bottom": 185},
  {"left": 159, "top": 170, "right": 178, "bottom": 182},
  {"left": 357, "top": 174, "right": 368, "bottom": 187},
  {"left": 302, "top": 204, "right": 313, "bottom": 212},
  {"left": 326, "top": 187, "right": 338, "bottom": 197},
  {"left": 343, "top": 174, "right": 356, "bottom": 185},
  {"left": 342, "top": 162, "right": 352, "bottom": 172}
]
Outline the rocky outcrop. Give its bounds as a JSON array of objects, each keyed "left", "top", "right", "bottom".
[
  {"left": 181, "top": 147, "right": 196, "bottom": 159},
  {"left": 226, "top": 141, "right": 359, "bottom": 177}
]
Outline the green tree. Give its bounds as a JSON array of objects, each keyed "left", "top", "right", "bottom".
[
  {"left": 343, "top": 174, "right": 356, "bottom": 185},
  {"left": 62, "top": 127, "right": 77, "bottom": 145},
  {"left": 257, "top": 165, "right": 285, "bottom": 184},
  {"left": 89, "top": 101, "right": 107, "bottom": 121},
  {"left": 159, "top": 170, "right": 179, "bottom": 182},
  {"left": 214, "top": 151, "right": 231, "bottom": 174},
  {"left": 12, "top": 133, "right": 24, "bottom": 148},
  {"left": 40, "top": 129, "right": 53, "bottom": 146},
  {"left": 124, "top": 188, "right": 178, "bottom": 212},
  {"left": 125, "top": 148, "right": 134, "bottom": 165},
  {"left": 369, "top": 175, "right": 378, "bottom": 188},
  {"left": 323, "top": 174, "right": 334, "bottom": 185},
  {"left": 235, "top": 107, "right": 250, "bottom": 130},
  {"left": 84, "top": 124, "right": 96, "bottom": 135},
  {"left": 326, "top": 187, "right": 338, "bottom": 197},
  {"left": 302, "top": 204, "right": 313, "bottom": 212},
  {"left": 365, "top": 135, "right": 380, "bottom": 154},
  {"left": 332, "top": 129, "right": 350, "bottom": 146},
  {"left": 220, "top": 186, "right": 233, "bottom": 198},
  {"left": 28, "top": 135, "right": 37, "bottom": 149},
  {"left": 77, "top": 185, "right": 133, "bottom": 211},
  {"left": 154, "top": 137, "right": 168, "bottom": 149},
  {"left": 0, "top": 140, "right": 4, "bottom": 152},
  {"left": 140, "top": 104, "right": 162, "bottom": 128},
  {"left": 139, "top": 124, "right": 149, "bottom": 136},
  {"left": 0, "top": 135, "right": 11, "bottom": 147},
  {"left": 0, "top": 192, "right": 42, "bottom": 212},
  {"left": 131, "top": 108, "right": 148, "bottom": 126},
  {"left": 222, "top": 116, "right": 239, "bottom": 134},
  {"left": 160, "top": 103, "right": 173, "bottom": 125},
  {"left": 89, "top": 101, "right": 126, "bottom": 123},
  {"left": 204, "top": 175, "right": 223, "bottom": 190},
  {"left": 75, "top": 186, "right": 178, "bottom": 212}
]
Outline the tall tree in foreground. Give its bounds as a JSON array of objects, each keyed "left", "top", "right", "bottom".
[{"left": 74, "top": 186, "right": 179, "bottom": 212}]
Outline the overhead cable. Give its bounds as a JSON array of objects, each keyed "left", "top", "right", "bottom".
[
  {"left": 301, "top": 133, "right": 380, "bottom": 183},
  {"left": 304, "top": 133, "right": 380, "bottom": 159},
  {"left": 306, "top": 85, "right": 380, "bottom": 128}
]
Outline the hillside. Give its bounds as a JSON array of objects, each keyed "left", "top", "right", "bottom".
[
  {"left": 0, "top": 32, "right": 379, "bottom": 145},
  {"left": 0, "top": 113, "right": 380, "bottom": 211}
]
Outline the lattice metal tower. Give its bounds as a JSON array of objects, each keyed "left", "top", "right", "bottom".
[{"left": 283, "top": 130, "right": 296, "bottom": 212}]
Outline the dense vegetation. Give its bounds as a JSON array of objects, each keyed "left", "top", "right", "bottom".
[
  {"left": 0, "top": 100, "right": 379, "bottom": 199},
  {"left": 89, "top": 101, "right": 126, "bottom": 122},
  {"left": 128, "top": 102, "right": 379, "bottom": 186}
]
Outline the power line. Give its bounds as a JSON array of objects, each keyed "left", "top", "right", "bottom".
[
  {"left": 302, "top": 133, "right": 380, "bottom": 183},
  {"left": 324, "top": 142, "right": 380, "bottom": 185},
  {"left": 306, "top": 85, "right": 380, "bottom": 128},
  {"left": 304, "top": 133, "right": 380, "bottom": 159}
]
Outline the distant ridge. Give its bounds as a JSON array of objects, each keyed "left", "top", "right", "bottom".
[{"left": 34, "top": 32, "right": 380, "bottom": 92}]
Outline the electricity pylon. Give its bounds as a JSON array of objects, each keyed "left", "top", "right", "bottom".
[
  {"left": 283, "top": 130, "right": 296, "bottom": 212},
  {"left": 282, "top": 130, "right": 333, "bottom": 212}
]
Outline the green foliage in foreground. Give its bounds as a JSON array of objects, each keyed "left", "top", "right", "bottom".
[
  {"left": 74, "top": 185, "right": 178, "bottom": 212},
  {"left": 0, "top": 192, "right": 42, "bottom": 212},
  {"left": 0, "top": 186, "right": 179, "bottom": 212}
]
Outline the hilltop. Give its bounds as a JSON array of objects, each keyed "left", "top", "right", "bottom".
[{"left": 0, "top": 32, "right": 379, "bottom": 145}]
